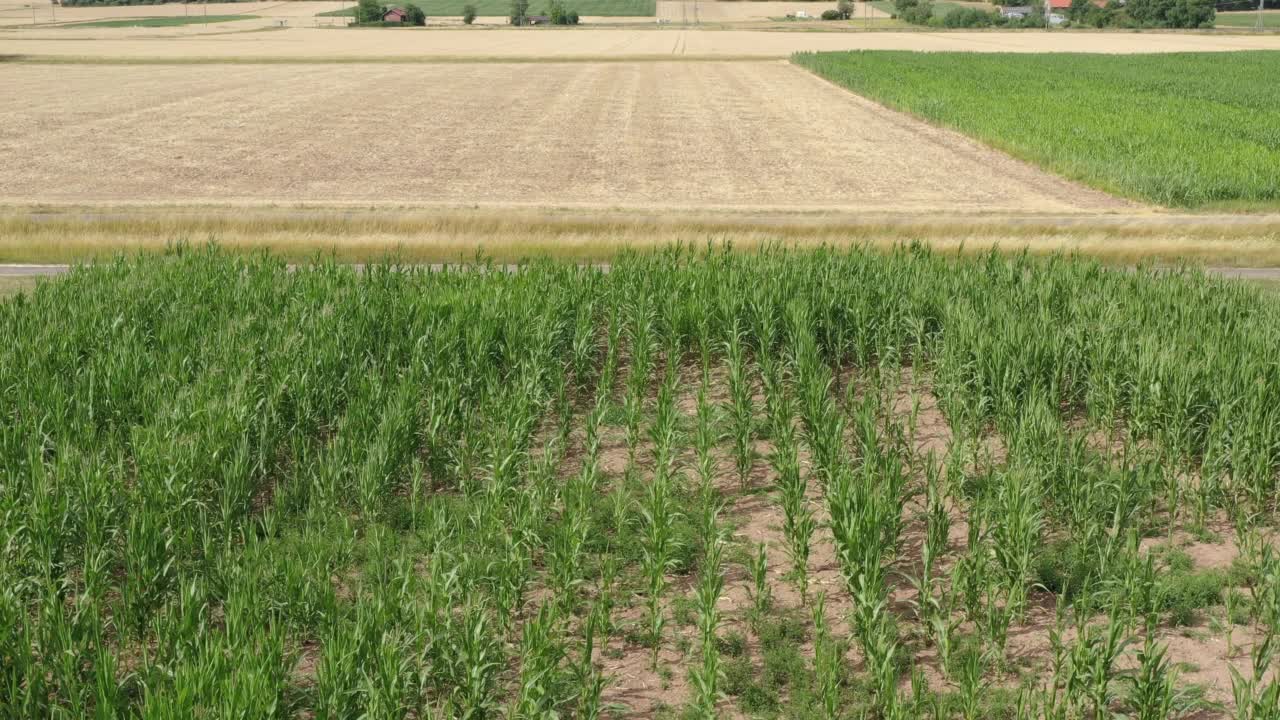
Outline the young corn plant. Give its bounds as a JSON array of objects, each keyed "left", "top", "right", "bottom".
[
  {"left": 512, "top": 603, "right": 570, "bottom": 719},
  {"left": 1229, "top": 632, "right": 1280, "bottom": 720},
  {"left": 1123, "top": 617, "right": 1185, "bottom": 720},
  {"left": 575, "top": 607, "right": 608, "bottom": 720},
  {"left": 811, "top": 592, "right": 842, "bottom": 720},
  {"left": 689, "top": 514, "right": 726, "bottom": 719},
  {"left": 747, "top": 542, "right": 773, "bottom": 622},
  {"left": 694, "top": 382, "right": 718, "bottom": 498},
  {"left": 640, "top": 472, "right": 680, "bottom": 671},
  {"left": 725, "top": 321, "right": 755, "bottom": 488},
  {"left": 771, "top": 414, "right": 814, "bottom": 603},
  {"left": 1067, "top": 599, "right": 1132, "bottom": 720}
]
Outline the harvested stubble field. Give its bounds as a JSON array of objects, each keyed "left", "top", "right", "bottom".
[
  {"left": 5, "top": 27, "right": 1280, "bottom": 59},
  {"left": 0, "top": 61, "right": 1130, "bottom": 213},
  {"left": 4, "top": 246, "right": 1280, "bottom": 719},
  {"left": 0, "top": 0, "right": 340, "bottom": 26}
]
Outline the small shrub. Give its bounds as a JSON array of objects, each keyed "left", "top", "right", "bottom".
[
  {"left": 762, "top": 643, "right": 806, "bottom": 689},
  {"left": 942, "top": 6, "right": 996, "bottom": 26},
  {"left": 462, "top": 3, "right": 476, "bottom": 22},
  {"left": 821, "top": 9, "right": 842, "bottom": 19},
  {"left": 1034, "top": 540, "right": 1096, "bottom": 598},
  {"left": 718, "top": 630, "right": 747, "bottom": 657},
  {"left": 722, "top": 656, "right": 754, "bottom": 696},
  {"left": 757, "top": 613, "right": 809, "bottom": 651},
  {"left": 1158, "top": 570, "right": 1226, "bottom": 626},
  {"left": 739, "top": 683, "right": 780, "bottom": 714}
]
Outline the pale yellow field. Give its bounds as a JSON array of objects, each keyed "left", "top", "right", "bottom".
[
  {"left": 656, "top": 0, "right": 890, "bottom": 22},
  {"left": 5, "top": 24, "right": 1280, "bottom": 58},
  {"left": 0, "top": 61, "right": 1135, "bottom": 213},
  {"left": 0, "top": 0, "right": 347, "bottom": 27}
]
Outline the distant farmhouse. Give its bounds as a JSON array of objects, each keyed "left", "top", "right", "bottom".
[{"left": 1000, "top": 0, "right": 1105, "bottom": 21}]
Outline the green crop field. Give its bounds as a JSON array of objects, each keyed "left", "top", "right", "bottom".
[
  {"left": 4, "top": 246, "right": 1280, "bottom": 718},
  {"left": 318, "top": 0, "right": 654, "bottom": 17},
  {"left": 66, "top": 14, "right": 257, "bottom": 27},
  {"left": 1215, "top": 9, "right": 1280, "bottom": 26},
  {"left": 793, "top": 51, "right": 1280, "bottom": 209}
]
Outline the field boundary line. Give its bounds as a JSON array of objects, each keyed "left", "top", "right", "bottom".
[{"left": 0, "top": 52, "right": 778, "bottom": 64}]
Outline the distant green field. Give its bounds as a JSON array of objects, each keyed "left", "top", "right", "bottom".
[
  {"left": 930, "top": 1, "right": 973, "bottom": 16},
  {"left": 793, "top": 51, "right": 1280, "bottom": 209},
  {"left": 1214, "top": 10, "right": 1280, "bottom": 26},
  {"left": 69, "top": 14, "right": 256, "bottom": 27},
  {"left": 318, "top": 0, "right": 654, "bottom": 16},
  {"left": 871, "top": 0, "right": 995, "bottom": 19}
]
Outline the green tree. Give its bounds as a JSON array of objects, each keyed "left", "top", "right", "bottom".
[
  {"left": 356, "top": 0, "right": 382, "bottom": 23},
  {"left": 894, "top": 0, "right": 934, "bottom": 23},
  {"left": 510, "top": 0, "right": 529, "bottom": 24},
  {"left": 1128, "top": 0, "right": 1213, "bottom": 25},
  {"left": 462, "top": 2, "right": 477, "bottom": 22},
  {"left": 404, "top": 2, "right": 426, "bottom": 24},
  {"left": 836, "top": 0, "right": 854, "bottom": 18}
]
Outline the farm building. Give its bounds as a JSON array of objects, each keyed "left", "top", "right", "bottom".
[
  {"left": 999, "top": 5, "right": 1034, "bottom": 17},
  {"left": 382, "top": 7, "right": 409, "bottom": 22},
  {"left": 1046, "top": 0, "right": 1106, "bottom": 10}
]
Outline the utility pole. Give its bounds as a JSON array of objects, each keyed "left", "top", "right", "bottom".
[{"left": 1258, "top": 0, "right": 1266, "bottom": 31}]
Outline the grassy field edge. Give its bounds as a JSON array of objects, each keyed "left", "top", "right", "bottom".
[{"left": 3, "top": 208, "right": 1280, "bottom": 266}]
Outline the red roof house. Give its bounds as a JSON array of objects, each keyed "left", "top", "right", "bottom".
[{"left": 383, "top": 7, "right": 409, "bottom": 22}]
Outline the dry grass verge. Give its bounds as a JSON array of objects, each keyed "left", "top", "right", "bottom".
[{"left": 3, "top": 208, "right": 1280, "bottom": 266}]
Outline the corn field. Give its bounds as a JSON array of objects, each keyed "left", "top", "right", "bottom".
[{"left": 2, "top": 246, "right": 1279, "bottom": 719}]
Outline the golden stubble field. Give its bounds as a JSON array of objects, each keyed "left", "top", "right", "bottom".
[
  {"left": 0, "top": 60, "right": 1133, "bottom": 213},
  {"left": 6, "top": 24, "right": 1280, "bottom": 56},
  {"left": 0, "top": 0, "right": 346, "bottom": 26}
]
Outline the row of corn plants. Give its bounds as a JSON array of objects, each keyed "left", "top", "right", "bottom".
[{"left": 2, "top": 244, "right": 1278, "bottom": 717}]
